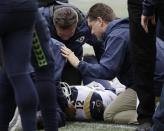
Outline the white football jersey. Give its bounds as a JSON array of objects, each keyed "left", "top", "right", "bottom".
[{"left": 69, "top": 83, "right": 117, "bottom": 120}]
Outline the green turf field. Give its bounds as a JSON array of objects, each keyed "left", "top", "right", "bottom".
[
  {"left": 38, "top": 121, "right": 137, "bottom": 131},
  {"left": 58, "top": 122, "right": 137, "bottom": 131}
]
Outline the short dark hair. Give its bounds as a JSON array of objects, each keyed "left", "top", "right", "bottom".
[
  {"left": 53, "top": 7, "right": 78, "bottom": 29},
  {"left": 87, "top": 3, "right": 116, "bottom": 22}
]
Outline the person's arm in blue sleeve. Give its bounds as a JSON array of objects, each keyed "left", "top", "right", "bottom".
[
  {"left": 51, "top": 39, "right": 76, "bottom": 119},
  {"left": 39, "top": 7, "right": 47, "bottom": 17},
  {"left": 61, "top": 36, "right": 127, "bottom": 80},
  {"left": 50, "top": 39, "right": 69, "bottom": 110},
  {"left": 39, "top": 7, "right": 53, "bottom": 33}
]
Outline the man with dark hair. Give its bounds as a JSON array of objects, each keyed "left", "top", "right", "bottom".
[
  {"left": 53, "top": 7, "right": 79, "bottom": 40},
  {"left": 39, "top": 2, "right": 105, "bottom": 85},
  {"left": 61, "top": 2, "right": 137, "bottom": 124},
  {"left": 86, "top": 3, "right": 116, "bottom": 24}
]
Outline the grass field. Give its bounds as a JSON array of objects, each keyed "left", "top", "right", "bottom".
[
  {"left": 13, "top": 121, "right": 137, "bottom": 131},
  {"left": 58, "top": 122, "right": 137, "bottom": 131},
  {"left": 38, "top": 121, "right": 137, "bottom": 131}
]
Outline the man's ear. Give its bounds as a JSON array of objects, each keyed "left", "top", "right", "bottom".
[
  {"left": 97, "top": 17, "right": 104, "bottom": 27},
  {"left": 97, "top": 17, "right": 103, "bottom": 23}
]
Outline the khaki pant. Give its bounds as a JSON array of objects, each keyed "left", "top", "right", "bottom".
[{"left": 104, "top": 88, "right": 138, "bottom": 124}]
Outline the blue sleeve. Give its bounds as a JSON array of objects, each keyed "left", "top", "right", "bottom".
[
  {"left": 39, "top": 7, "right": 52, "bottom": 28},
  {"left": 50, "top": 39, "right": 66, "bottom": 81},
  {"left": 50, "top": 39, "right": 68, "bottom": 110},
  {"left": 78, "top": 36, "right": 127, "bottom": 80},
  {"left": 39, "top": 7, "right": 48, "bottom": 17},
  {"left": 142, "top": 0, "right": 159, "bottom": 16}
]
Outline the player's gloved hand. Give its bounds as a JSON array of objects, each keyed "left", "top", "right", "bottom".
[{"left": 65, "top": 101, "right": 76, "bottom": 120}]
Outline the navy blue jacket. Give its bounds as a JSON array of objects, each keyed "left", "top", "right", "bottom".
[
  {"left": 78, "top": 18, "right": 135, "bottom": 89},
  {"left": 39, "top": 2, "right": 104, "bottom": 61},
  {"left": 50, "top": 38, "right": 66, "bottom": 81},
  {"left": 142, "top": 0, "right": 160, "bottom": 16},
  {"left": 49, "top": 38, "right": 68, "bottom": 110}
]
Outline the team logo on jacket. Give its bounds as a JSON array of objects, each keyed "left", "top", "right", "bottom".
[{"left": 76, "top": 36, "right": 85, "bottom": 43}]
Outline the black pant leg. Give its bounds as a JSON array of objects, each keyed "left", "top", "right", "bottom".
[{"left": 128, "top": 0, "right": 156, "bottom": 124}]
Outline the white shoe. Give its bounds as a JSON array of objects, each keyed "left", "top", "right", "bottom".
[{"left": 9, "top": 107, "right": 22, "bottom": 131}]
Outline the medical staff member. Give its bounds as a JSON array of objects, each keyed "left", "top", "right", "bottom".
[{"left": 39, "top": 3, "right": 105, "bottom": 85}]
